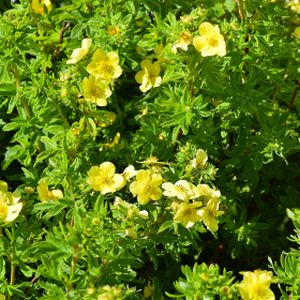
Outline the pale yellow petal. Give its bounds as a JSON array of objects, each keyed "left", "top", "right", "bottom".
[
  {"left": 151, "top": 75, "right": 162, "bottom": 88},
  {"left": 123, "top": 165, "right": 137, "bottom": 181},
  {"left": 113, "top": 174, "right": 126, "bottom": 190},
  {"left": 198, "top": 22, "right": 216, "bottom": 35},
  {"left": 82, "top": 38, "right": 92, "bottom": 51},
  {"left": 113, "top": 65, "right": 123, "bottom": 78},
  {"left": 140, "top": 59, "right": 152, "bottom": 70},
  {"left": 137, "top": 192, "right": 150, "bottom": 205},
  {"left": 217, "top": 39, "right": 226, "bottom": 56},
  {"left": 140, "top": 77, "right": 152, "bottom": 93},
  {"left": 135, "top": 71, "right": 145, "bottom": 84},
  {"left": 150, "top": 188, "right": 162, "bottom": 201},
  {"left": 152, "top": 61, "right": 161, "bottom": 76},
  {"left": 207, "top": 198, "right": 221, "bottom": 211},
  {"left": 92, "top": 48, "right": 107, "bottom": 62},
  {"left": 107, "top": 51, "right": 119, "bottom": 64},
  {"left": 6, "top": 202, "right": 22, "bottom": 222},
  {"left": 129, "top": 181, "right": 139, "bottom": 196},
  {"left": 66, "top": 48, "right": 86, "bottom": 64},
  {"left": 193, "top": 36, "right": 208, "bottom": 53},
  {"left": 100, "top": 162, "right": 116, "bottom": 178},
  {"left": 101, "top": 185, "right": 116, "bottom": 195}
]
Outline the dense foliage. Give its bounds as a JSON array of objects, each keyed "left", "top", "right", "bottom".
[{"left": 0, "top": 0, "right": 300, "bottom": 299}]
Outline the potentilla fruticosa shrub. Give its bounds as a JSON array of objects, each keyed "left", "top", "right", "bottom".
[{"left": 0, "top": 0, "right": 300, "bottom": 299}]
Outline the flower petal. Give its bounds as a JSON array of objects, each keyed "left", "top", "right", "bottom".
[{"left": 199, "top": 22, "right": 217, "bottom": 36}]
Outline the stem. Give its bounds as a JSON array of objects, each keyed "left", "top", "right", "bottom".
[
  {"left": 7, "top": 257, "right": 16, "bottom": 300},
  {"left": 11, "top": 65, "right": 31, "bottom": 119},
  {"left": 288, "top": 80, "right": 300, "bottom": 112},
  {"left": 10, "top": 262, "right": 15, "bottom": 286},
  {"left": 70, "top": 254, "right": 78, "bottom": 280},
  {"left": 53, "top": 98, "right": 70, "bottom": 128},
  {"left": 235, "top": 0, "right": 244, "bottom": 21}
]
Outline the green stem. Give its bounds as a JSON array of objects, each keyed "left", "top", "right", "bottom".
[
  {"left": 10, "top": 261, "right": 15, "bottom": 286},
  {"left": 7, "top": 257, "right": 16, "bottom": 300},
  {"left": 11, "top": 65, "right": 31, "bottom": 119},
  {"left": 53, "top": 98, "right": 70, "bottom": 128}
]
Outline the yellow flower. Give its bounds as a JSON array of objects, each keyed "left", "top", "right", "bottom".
[
  {"left": 294, "top": 27, "right": 300, "bottom": 38},
  {"left": 122, "top": 165, "right": 137, "bottom": 181},
  {"left": 180, "top": 14, "right": 194, "bottom": 24},
  {"left": 0, "top": 180, "right": 22, "bottom": 223},
  {"left": 162, "top": 180, "right": 195, "bottom": 201},
  {"left": 66, "top": 38, "right": 92, "bottom": 64},
  {"left": 193, "top": 184, "right": 221, "bottom": 202},
  {"left": 192, "top": 149, "right": 208, "bottom": 169},
  {"left": 87, "top": 162, "right": 125, "bottom": 194},
  {"left": 197, "top": 197, "right": 224, "bottom": 232},
  {"left": 173, "top": 201, "right": 203, "bottom": 228},
  {"left": 171, "top": 30, "right": 193, "bottom": 53},
  {"left": 31, "top": 0, "right": 52, "bottom": 15},
  {"left": 37, "top": 180, "right": 63, "bottom": 201},
  {"left": 107, "top": 25, "right": 120, "bottom": 36},
  {"left": 82, "top": 76, "right": 112, "bottom": 106},
  {"left": 87, "top": 49, "right": 122, "bottom": 82},
  {"left": 135, "top": 60, "right": 162, "bottom": 93},
  {"left": 193, "top": 22, "right": 226, "bottom": 57},
  {"left": 129, "top": 169, "right": 163, "bottom": 205},
  {"left": 288, "top": 0, "right": 300, "bottom": 13},
  {"left": 238, "top": 270, "right": 276, "bottom": 300},
  {"left": 113, "top": 196, "right": 149, "bottom": 219}
]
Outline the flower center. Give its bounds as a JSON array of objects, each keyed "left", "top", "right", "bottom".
[
  {"left": 91, "top": 87, "right": 99, "bottom": 96},
  {"left": 208, "top": 37, "right": 218, "bottom": 47},
  {"left": 182, "top": 207, "right": 193, "bottom": 217},
  {"left": 0, "top": 203, "right": 8, "bottom": 220},
  {"left": 102, "top": 63, "right": 114, "bottom": 74}
]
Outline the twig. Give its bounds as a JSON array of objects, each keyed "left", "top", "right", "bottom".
[
  {"left": 288, "top": 80, "right": 300, "bottom": 112},
  {"left": 235, "top": 0, "right": 244, "bottom": 21}
]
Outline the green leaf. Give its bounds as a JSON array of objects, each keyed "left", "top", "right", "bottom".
[
  {"left": 254, "top": 153, "right": 263, "bottom": 171},
  {"left": 2, "top": 145, "right": 25, "bottom": 170},
  {"left": 2, "top": 122, "right": 20, "bottom": 131},
  {"left": 157, "top": 220, "right": 174, "bottom": 233},
  {"left": 45, "top": 125, "right": 66, "bottom": 135},
  {"left": 0, "top": 82, "right": 16, "bottom": 96},
  {"left": 35, "top": 149, "right": 57, "bottom": 164},
  {"left": 224, "top": 0, "right": 236, "bottom": 12}
]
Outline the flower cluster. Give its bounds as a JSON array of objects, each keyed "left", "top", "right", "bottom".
[
  {"left": 87, "top": 149, "right": 223, "bottom": 233},
  {"left": 135, "top": 21, "right": 226, "bottom": 93},
  {"left": 238, "top": 270, "right": 276, "bottom": 300},
  {"left": 66, "top": 39, "right": 122, "bottom": 107},
  {"left": 164, "top": 180, "right": 223, "bottom": 231},
  {"left": 170, "top": 21, "right": 226, "bottom": 57},
  {"left": 0, "top": 181, "right": 22, "bottom": 224}
]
